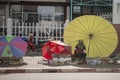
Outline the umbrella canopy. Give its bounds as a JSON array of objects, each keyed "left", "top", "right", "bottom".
[
  {"left": 0, "top": 36, "right": 28, "bottom": 58},
  {"left": 64, "top": 15, "right": 118, "bottom": 58},
  {"left": 42, "top": 40, "right": 69, "bottom": 60},
  {"left": 42, "top": 42, "right": 53, "bottom": 60},
  {"left": 49, "top": 41, "right": 66, "bottom": 53}
]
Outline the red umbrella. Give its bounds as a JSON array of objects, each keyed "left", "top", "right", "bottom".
[
  {"left": 42, "top": 41, "right": 68, "bottom": 60},
  {"left": 42, "top": 42, "right": 52, "bottom": 60},
  {"left": 49, "top": 41, "right": 65, "bottom": 53}
]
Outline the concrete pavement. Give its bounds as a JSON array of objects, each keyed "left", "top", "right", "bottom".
[
  {"left": 1, "top": 73, "right": 120, "bottom": 80},
  {"left": 0, "top": 56, "right": 120, "bottom": 73}
]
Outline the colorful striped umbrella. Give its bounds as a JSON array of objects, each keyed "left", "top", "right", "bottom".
[{"left": 0, "top": 36, "right": 28, "bottom": 58}]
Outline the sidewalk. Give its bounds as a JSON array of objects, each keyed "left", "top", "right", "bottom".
[{"left": 0, "top": 55, "right": 120, "bottom": 73}]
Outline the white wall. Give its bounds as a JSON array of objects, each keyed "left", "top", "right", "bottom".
[{"left": 113, "top": 0, "right": 120, "bottom": 24}]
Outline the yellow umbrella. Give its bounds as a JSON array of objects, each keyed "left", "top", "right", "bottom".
[{"left": 63, "top": 15, "right": 118, "bottom": 58}]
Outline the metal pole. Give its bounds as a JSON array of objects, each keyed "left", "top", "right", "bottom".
[
  {"left": 87, "top": 39, "right": 91, "bottom": 57},
  {"left": 70, "top": 0, "right": 73, "bottom": 21},
  {"left": 88, "top": 33, "right": 93, "bottom": 57}
]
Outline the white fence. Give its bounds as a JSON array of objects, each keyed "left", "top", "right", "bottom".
[
  {"left": 0, "top": 19, "right": 69, "bottom": 45},
  {"left": 97, "top": 12, "right": 112, "bottom": 22}
]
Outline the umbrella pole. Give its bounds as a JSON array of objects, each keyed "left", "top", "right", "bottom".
[
  {"left": 48, "top": 60, "right": 50, "bottom": 65},
  {"left": 88, "top": 34, "right": 93, "bottom": 57},
  {"left": 88, "top": 39, "right": 91, "bottom": 57}
]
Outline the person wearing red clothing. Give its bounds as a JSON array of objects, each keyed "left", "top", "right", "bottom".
[{"left": 28, "top": 33, "right": 35, "bottom": 51}]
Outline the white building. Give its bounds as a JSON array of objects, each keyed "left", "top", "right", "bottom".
[{"left": 0, "top": 0, "right": 70, "bottom": 26}]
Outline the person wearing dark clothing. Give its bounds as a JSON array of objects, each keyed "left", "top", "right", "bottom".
[{"left": 74, "top": 40, "right": 86, "bottom": 63}]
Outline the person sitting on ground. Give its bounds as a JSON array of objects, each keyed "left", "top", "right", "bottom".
[
  {"left": 28, "top": 32, "right": 35, "bottom": 51},
  {"left": 74, "top": 40, "right": 86, "bottom": 64}
]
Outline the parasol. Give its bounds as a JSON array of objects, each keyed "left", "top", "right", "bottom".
[
  {"left": 42, "top": 42, "right": 53, "bottom": 60},
  {"left": 0, "top": 36, "right": 28, "bottom": 58},
  {"left": 42, "top": 40, "right": 69, "bottom": 60},
  {"left": 49, "top": 41, "right": 66, "bottom": 53},
  {"left": 64, "top": 15, "right": 118, "bottom": 58}
]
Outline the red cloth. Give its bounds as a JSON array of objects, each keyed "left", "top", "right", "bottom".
[
  {"left": 75, "top": 49, "right": 84, "bottom": 53},
  {"left": 28, "top": 42, "right": 35, "bottom": 51}
]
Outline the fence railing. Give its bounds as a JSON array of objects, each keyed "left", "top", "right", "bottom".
[
  {"left": 97, "top": 12, "right": 112, "bottom": 22},
  {"left": 0, "top": 19, "right": 70, "bottom": 45}
]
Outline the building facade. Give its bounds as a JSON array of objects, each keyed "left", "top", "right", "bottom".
[
  {"left": 0, "top": 0, "right": 70, "bottom": 26},
  {"left": 70, "top": 0, "right": 112, "bottom": 20},
  {"left": 0, "top": 0, "right": 115, "bottom": 26},
  {"left": 0, "top": 0, "right": 120, "bottom": 53},
  {"left": 1, "top": 0, "right": 117, "bottom": 25}
]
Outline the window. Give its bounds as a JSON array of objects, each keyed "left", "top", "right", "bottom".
[
  {"left": 10, "top": 5, "right": 64, "bottom": 23},
  {"left": 10, "top": 5, "right": 22, "bottom": 23},
  {"left": 73, "top": 6, "right": 81, "bottom": 13},
  {"left": 55, "top": 13, "right": 63, "bottom": 21},
  {"left": 0, "top": 4, "right": 6, "bottom": 26}
]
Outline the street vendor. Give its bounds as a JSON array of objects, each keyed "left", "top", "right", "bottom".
[
  {"left": 74, "top": 40, "right": 86, "bottom": 64},
  {"left": 28, "top": 32, "right": 35, "bottom": 51}
]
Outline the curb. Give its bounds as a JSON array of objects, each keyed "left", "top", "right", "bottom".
[{"left": 0, "top": 68, "right": 120, "bottom": 73}]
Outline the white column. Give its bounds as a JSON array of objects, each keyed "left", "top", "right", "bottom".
[
  {"left": 64, "top": 19, "right": 69, "bottom": 28},
  {"left": 7, "top": 18, "right": 12, "bottom": 36},
  {"left": 2, "top": 16, "right": 5, "bottom": 36},
  {"left": 5, "top": 4, "right": 9, "bottom": 21},
  {"left": 113, "top": 0, "right": 120, "bottom": 24},
  {"left": 36, "top": 23, "right": 39, "bottom": 45}
]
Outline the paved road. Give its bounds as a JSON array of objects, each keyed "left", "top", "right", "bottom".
[{"left": 0, "top": 73, "right": 120, "bottom": 80}]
